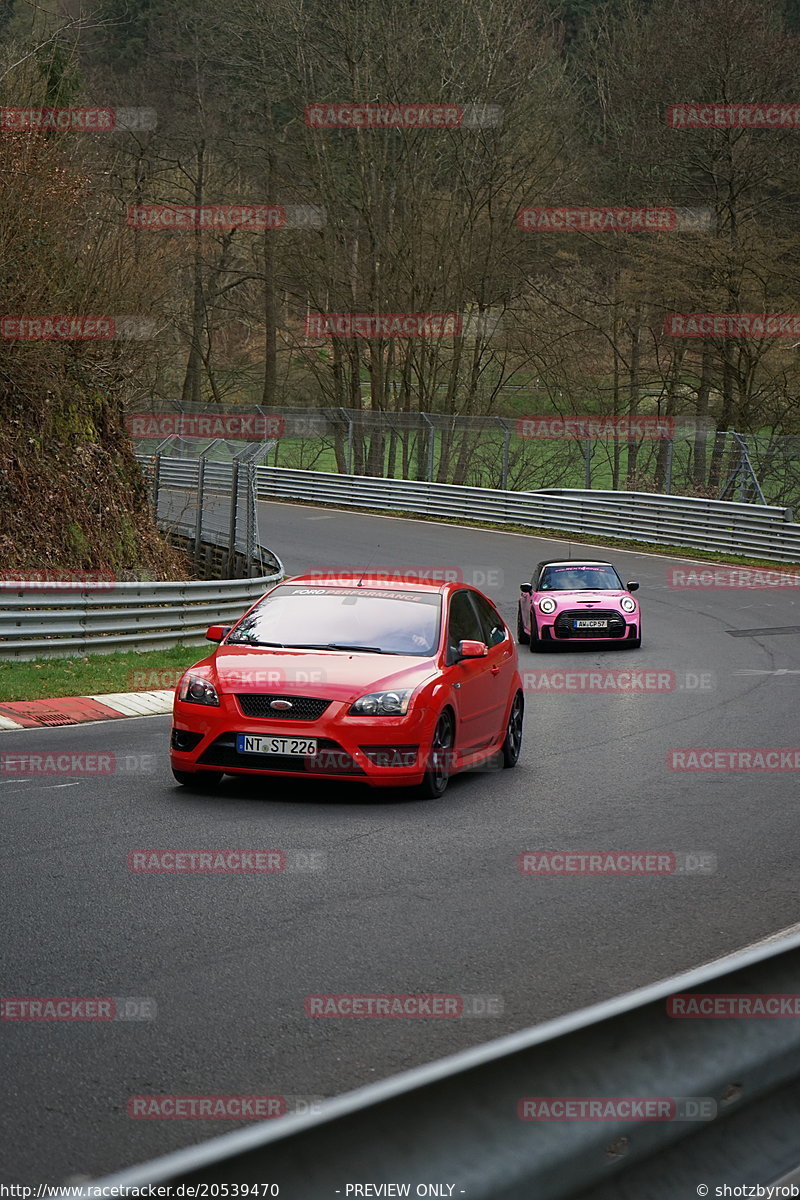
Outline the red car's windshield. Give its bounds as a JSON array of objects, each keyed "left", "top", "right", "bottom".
[
  {"left": 539, "top": 565, "right": 623, "bottom": 591},
  {"left": 227, "top": 585, "right": 442, "bottom": 656}
]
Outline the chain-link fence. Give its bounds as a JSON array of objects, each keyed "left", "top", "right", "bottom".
[
  {"left": 129, "top": 403, "right": 800, "bottom": 511},
  {"left": 139, "top": 437, "right": 277, "bottom": 578}
]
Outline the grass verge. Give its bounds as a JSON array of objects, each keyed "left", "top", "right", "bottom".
[{"left": 0, "top": 646, "right": 202, "bottom": 703}]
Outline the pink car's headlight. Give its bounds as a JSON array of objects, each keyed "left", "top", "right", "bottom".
[
  {"left": 538, "top": 597, "right": 557, "bottom": 614},
  {"left": 620, "top": 596, "right": 637, "bottom": 614}
]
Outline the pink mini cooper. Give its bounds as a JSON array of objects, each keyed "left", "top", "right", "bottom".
[{"left": 518, "top": 560, "right": 641, "bottom": 650}]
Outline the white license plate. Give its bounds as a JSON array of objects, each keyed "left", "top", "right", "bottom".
[
  {"left": 574, "top": 619, "right": 608, "bottom": 629},
  {"left": 236, "top": 734, "right": 317, "bottom": 756}
]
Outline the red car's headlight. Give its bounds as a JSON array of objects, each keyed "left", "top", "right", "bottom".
[
  {"left": 349, "top": 689, "right": 413, "bottom": 716},
  {"left": 178, "top": 672, "right": 220, "bottom": 706}
]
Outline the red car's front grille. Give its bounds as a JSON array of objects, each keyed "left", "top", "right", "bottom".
[{"left": 235, "top": 694, "right": 331, "bottom": 720}]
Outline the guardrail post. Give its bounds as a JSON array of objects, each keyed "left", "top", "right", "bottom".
[
  {"left": 665, "top": 438, "right": 674, "bottom": 495},
  {"left": 584, "top": 439, "right": 591, "bottom": 489},
  {"left": 497, "top": 418, "right": 510, "bottom": 490},
  {"left": 152, "top": 454, "right": 161, "bottom": 513},
  {"left": 193, "top": 456, "right": 205, "bottom": 566},
  {"left": 245, "top": 462, "right": 255, "bottom": 578},
  {"left": 227, "top": 460, "right": 240, "bottom": 578},
  {"left": 422, "top": 414, "right": 436, "bottom": 482},
  {"left": 337, "top": 407, "right": 353, "bottom": 475}
]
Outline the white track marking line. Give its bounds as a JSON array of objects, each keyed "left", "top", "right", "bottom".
[{"left": 693, "top": 921, "right": 800, "bottom": 972}]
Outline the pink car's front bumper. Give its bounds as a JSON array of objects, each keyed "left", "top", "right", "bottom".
[{"left": 536, "top": 609, "right": 638, "bottom": 642}]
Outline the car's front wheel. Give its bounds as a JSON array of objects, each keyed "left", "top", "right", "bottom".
[
  {"left": 172, "top": 767, "right": 223, "bottom": 790},
  {"left": 529, "top": 617, "right": 545, "bottom": 653},
  {"left": 417, "top": 709, "right": 455, "bottom": 798},
  {"left": 501, "top": 692, "right": 524, "bottom": 767},
  {"left": 516, "top": 608, "right": 530, "bottom": 645}
]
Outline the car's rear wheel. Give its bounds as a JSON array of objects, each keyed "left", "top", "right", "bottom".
[
  {"left": 417, "top": 709, "right": 455, "bottom": 799},
  {"left": 172, "top": 767, "right": 223, "bottom": 789},
  {"left": 501, "top": 692, "right": 524, "bottom": 768},
  {"left": 516, "top": 609, "right": 530, "bottom": 645}
]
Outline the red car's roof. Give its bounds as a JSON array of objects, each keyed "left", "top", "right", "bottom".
[{"left": 285, "top": 573, "right": 449, "bottom": 592}]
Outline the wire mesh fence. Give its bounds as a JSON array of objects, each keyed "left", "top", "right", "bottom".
[
  {"left": 128, "top": 403, "right": 800, "bottom": 510},
  {"left": 140, "top": 437, "right": 277, "bottom": 578}
]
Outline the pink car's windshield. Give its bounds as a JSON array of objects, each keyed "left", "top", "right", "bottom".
[{"left": 539, "top": 565, "right": 623, "bottom": 591}]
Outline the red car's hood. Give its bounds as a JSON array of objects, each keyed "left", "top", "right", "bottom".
[
  {"left": 537, "top": 591, "right": 629, "bottom": 607},
  {"left": 210, "top": 645, "right": 438, "bottom": 703}
]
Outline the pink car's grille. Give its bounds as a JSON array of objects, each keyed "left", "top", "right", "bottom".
[{"left": 553, "top": 609, "right": 627, "bottom": 639}]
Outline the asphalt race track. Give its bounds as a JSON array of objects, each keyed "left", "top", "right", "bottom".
[{"left": 3, "top": 501, "right": 800, "bottom": 1183}]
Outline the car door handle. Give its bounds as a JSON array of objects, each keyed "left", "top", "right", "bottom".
[{"left": 490, "top": 665, "right": 501, "bottom": 676}]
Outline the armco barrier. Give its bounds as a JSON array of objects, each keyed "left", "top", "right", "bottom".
[
  {"left": 57, "top": 930, "right": 800, "bottom": 1198},
  {"left": 0, "top": 516, "right": 284, "bottom": 661},
  {"left": 0, "top": 574, "right": 279, "bottom": 660},
  {"left": 148, "top": 456, "right": 800, "bottom": 564}
]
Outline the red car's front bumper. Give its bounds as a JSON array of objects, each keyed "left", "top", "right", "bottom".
[{"left": 170, "top": 695, "right": 437, "bottom": 787}]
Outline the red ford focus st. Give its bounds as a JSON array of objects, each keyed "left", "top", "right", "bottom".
[{"left": 170, "top": 574, "right": 524, "bottom": 797}]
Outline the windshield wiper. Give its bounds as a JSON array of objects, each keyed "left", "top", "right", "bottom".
[
  {"left": 283, "top": 642, "right": 387, "bottom": 653},
  {"left": 227, "top": 638, "right": 286, "bottom": 647}
]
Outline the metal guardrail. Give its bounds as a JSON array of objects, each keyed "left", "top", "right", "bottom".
[
  {"left": 0, "top": 521, "right": 284, "bottom": 661},
  {"left": 151, "top": 456, "right": 800, "bottom": 564},
  {"left": 64, "top": 931, "right": 800, "bottom": 1197},
  {"left": 0, "top": 576, "right": 279, "bottom": 660}
]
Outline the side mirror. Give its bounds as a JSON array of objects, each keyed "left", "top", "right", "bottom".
[
  {"left": 457, "top": 639, "right": 488, "bottom": 660},
  {"left": 520, "top": 583, "right": 532, "bottom": 594},
  {"left": 626, "top": 581, "right": 640, "bottom": 593},
  {"left": 206, "top": 624, "right": 232, "bottom": 642}
]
